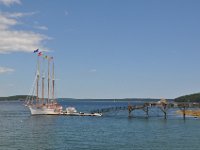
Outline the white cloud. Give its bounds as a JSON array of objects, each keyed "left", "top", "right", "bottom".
[
  {"left": 0, "top": 0, "right": 21, "bottom": 6},
  {"left": 89, "top": 69, "right": 97, "bottom": 73},
  {"left": 0, "top": 30, "right": 49, "bottom": 54},
  {"left": 0, "top": 13, "right": 18, "bottom": 29},
  {"left": 64, "top": 11, "right": 69, "bottom": 16},
  {"left": 0, "top": 66, "right": 14, "bottom": 74},
  {"left": 34, "top": 25, "right": 48, "bottom": 30},
  {"left": 7, "top": 83, "right": 14, "bottom": 87},
  {"left": 0, "top": 11, "right": 49, "bottom": 53},
  {"left": 2, "top": 11, "right": 38, "bottom": 18}
]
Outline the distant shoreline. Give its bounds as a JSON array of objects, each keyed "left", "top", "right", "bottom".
[
  {"left": 0, "top": 95, "right": 173, "bottom": 102},
  {"left": 0, "top": 95, "right": 28, "bottom": 101},
  {"left": 2, "top": 92, "right": 200, "bottom": 102}
]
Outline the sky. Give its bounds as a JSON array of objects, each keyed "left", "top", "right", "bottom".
[{"left": 0, "top": 0, "right": 200, "bottom": 99}]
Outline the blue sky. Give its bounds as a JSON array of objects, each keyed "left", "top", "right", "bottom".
[{"left": 0, "top": 0, "right": 200, "bottom": 99}]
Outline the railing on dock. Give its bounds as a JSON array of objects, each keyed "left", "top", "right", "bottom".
[{"left": 90, "top": 102, "right": 200, "bottom": 120}]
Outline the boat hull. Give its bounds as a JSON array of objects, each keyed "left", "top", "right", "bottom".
[
  {"left": 28, "top": 105, "right": 102, "bottom": 116},
  {"left": 63, "top": 112, "right": 102, "bottom": 116},
  {"left": 29, "top": 106, "right": 61, "bottom": 115}
]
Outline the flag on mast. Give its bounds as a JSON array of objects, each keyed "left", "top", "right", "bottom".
[
  {"left": 38, "top": 52, "right": 42, "bottom": 56},
  {"left": 49, "top": 56, "right": 53, "bottom": 60},
  {"left": 43, "top": 55, "right": 48, "bottom": 59},
  {"left": 33, "top": 49, "right": 39, "bottom": 53}
]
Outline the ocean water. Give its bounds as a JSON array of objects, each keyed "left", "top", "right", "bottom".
[{"left": 0, "top": 100, "right": 200, "bottom": 150}]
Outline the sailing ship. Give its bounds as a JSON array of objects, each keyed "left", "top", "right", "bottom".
[
  {"left": 25, "top": 49, "right": 102, "bottom": 116},
  {"left": 26, "top": 51, "right": 63, "bottom": 115}
]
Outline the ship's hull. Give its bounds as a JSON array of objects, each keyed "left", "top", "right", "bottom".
[
  {"left": 28, "top": 106, "right": 102, "bottom": 116},
  {"left": 29, "top": 106, "right": 61, "bottom": 115}
]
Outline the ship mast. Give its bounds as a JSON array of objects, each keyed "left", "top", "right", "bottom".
[
  {"left": 52, "top": 60, "right": 55, "bottom": 100},
  {"left": 47, "top": 58, "right": 50, "bottom": 104},
  {"left": 36, "top": 56, "right": 40, "bottom": 106},
  {"left": 42, "top": 57, "right": 45, "bottom": 105}
]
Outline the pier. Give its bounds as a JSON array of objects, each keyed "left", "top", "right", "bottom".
[{"left": 91, "top": 100, "right": 200, "bottom": 119}]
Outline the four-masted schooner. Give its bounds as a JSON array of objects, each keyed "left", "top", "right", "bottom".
[
  {"left": 25, "top": 49, "right": 102, "bottom": 116},
  {"left": 26, "top": 50, "right": 63, "bottom": 115}
]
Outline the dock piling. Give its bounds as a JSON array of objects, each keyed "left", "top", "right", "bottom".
[
  {"left": 178, "top": 103, "right": 189, "bottom": 120},
  {"left": 90, "top": 101, "right": 199, "bottom": 120}
]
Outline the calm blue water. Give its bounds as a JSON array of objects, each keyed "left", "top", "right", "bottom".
[{"left": 0, "top": 100, "right": 200, "bottom": 150}]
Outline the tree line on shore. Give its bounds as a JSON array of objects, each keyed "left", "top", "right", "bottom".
[
  {"left": 0, "top": 95, "right": 28, "bottom": 101},
  {"left": 174, "top": 93, "right": 200, "bottom": 102},
  {"left": 1, "top": 93, "right": 200, "bottom": 102}
]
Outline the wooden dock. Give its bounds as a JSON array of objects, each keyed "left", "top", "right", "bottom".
[{"left": 91, "top": 100, "right": 200, "bottom": 119}]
